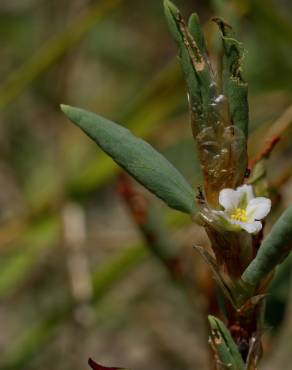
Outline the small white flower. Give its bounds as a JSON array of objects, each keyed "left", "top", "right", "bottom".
[{"left": 215, "top": 184, "right": 271, "bottom": 234}]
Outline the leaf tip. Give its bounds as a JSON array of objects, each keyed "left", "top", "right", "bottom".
[
  {"left": 60, "top": 103, "right": 72, "bottom": 114},
  {"left": 207, "top": 314, "right": 217, "bottom": 328},
  {"left": 163, "top": 0, "right": 178, "bottom": 15},
  {"left": 163, "top": 0, "right": 184, "bottom": 45},
  {"left": 188, "top": 12, "right": 200, "bottom": 26},
  {"left": 60, "top": 104, "right": 83, "bottom": 126}
]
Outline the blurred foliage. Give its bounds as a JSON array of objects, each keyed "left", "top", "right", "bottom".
[{"left": 0, "top": 0, "right": 291, "bottom": 369}]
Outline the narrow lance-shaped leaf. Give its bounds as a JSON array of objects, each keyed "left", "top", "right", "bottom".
[
  {"left": 213, "top": 18, "right": 249, "bottom": 138},
  {"left": 61, "top": 105, "right": 196, "bottom": 214},
  {"left": 163, "top": 0, "right": 199, "bottom": 109},
  {"left": 208, "top": 315, "right": 245, "bottom": 369},
  {"left": 164, "top": 0, "right": 215, "bottom": 133},
  {"left": 242, "top": 206, "right": 292, "bottom": 286},
  {"left": 188, "top": 13, "right": 208, "bottom": 59}
]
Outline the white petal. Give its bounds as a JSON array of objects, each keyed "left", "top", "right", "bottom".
[
  {"left": 219, "top": 188, "right": 241, "bottom": 210},
  {"left": 236, "top": 184, "right": 254, "bottom": 201},
  {"left": 246, "top": 197, "right": 271, "bottom": 221},
  {"left": 236, "top": 184, "right": 254, "bottom": 208},
  {"left": 238, "top": 221, "right": 262, "bottom": 234}
]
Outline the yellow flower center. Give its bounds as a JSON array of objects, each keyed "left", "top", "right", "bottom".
[{"left": 230, "top": 208, "right": 247, "bottom": 222}]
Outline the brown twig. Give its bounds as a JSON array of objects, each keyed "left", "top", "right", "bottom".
[{"left": 248, "top": 136, "right": 280, "bottom": 170}]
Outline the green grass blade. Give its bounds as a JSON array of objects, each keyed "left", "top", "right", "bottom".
[
  {"left": 0, "top": 0, "right": 122, "bottom": 110},
  {"left": 0, "top": 245, "right": 147, "bottom": 370},
  {"left": 0, "top": 217, "right": 60, "bottom": 298}
]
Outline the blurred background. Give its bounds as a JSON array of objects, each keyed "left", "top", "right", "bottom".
[{"left": 0, "top": 0, "right": 291, "bottom": 369}]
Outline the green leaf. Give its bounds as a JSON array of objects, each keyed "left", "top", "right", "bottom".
[
  {"left": 242, "top": 206, "right": 292, "bottom": 286},
  {"left": 61, "top": 105, "right": 196, "bottom": 214},
  {"left": 163, "top": 0, "right": 215, "bottom": 133},
  {"left": 208, "top": 316, "right": 245, "bottom": 369},
  {"left": 213, "top": 18, "right": 249, "bottom": 138},
  {"left": 188, "top": 13, "right": 208, "bottom": 58}
]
